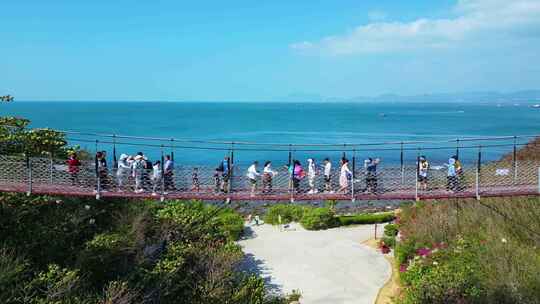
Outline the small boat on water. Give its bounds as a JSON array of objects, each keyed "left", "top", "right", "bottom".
[{"left": 531, "top": 104, "right": 540, "bottom": 108}]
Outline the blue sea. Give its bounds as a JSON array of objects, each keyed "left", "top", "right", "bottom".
[{"left": 2, "top": 101, "right": 539, "bottom": 166}]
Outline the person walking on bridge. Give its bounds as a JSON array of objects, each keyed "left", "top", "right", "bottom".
[
  {"left": 191, "top": 167, "right": 200, "bottom": 192},
  {"left": 164, "top": 155, "right": 175, "bottom": 192},
  {"left": 364, "top": 158, "right": 379, "bottom": 194},
  {"left": 151, "top": 160, "right": 163, "bottom": 196},
  {"left": 262, "top": 161, "right": 277, "bottom": 193},
  {"left": 67, "top": 153, "right": 81, "bottom": 186},
  {"left": 307, "top": 158, "right": 318, "bottom": 194},
  {"left": 247, "top": 161, "right": 260, "bottom": 197},
  {"left": 116, "top": 154, "right": 131, "bottom": 191},
  {"left": 339, "top": 158, "right": 352, "bottom": 194},
  {"left": 418, "top": 156, "right": 429, "bottom": 191},
  {"left": 216, "top": 156, "right": 231, "bottom": 193},
  {"left": 446, "top": 156, "right": 458, "bottom": 192},
  {"left": 95, "top": 151, "right": 109, "bottom": 192},
  {"left": 292, "top": 160, "right": 305, "bottom": 193},
  {"left": 323, "top": 158, "right": 333, "bottom": 193},
  {"left": 132, "top": 155, "right": 145, "bottom": 193}
]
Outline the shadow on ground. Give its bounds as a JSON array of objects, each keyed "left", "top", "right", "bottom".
[
  {"left": 240, "top": 226, "right": 258, "bottom": 240},
  {"left": 238, "top": 251, "right": 282, "bottom": 295}
]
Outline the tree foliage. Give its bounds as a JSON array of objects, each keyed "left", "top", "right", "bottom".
[
  {"left": 0, "top": 194, "right": 282, "bottom": 304},
  {"left": 0, "top": 116, "right": 88, "bottom": 158}
]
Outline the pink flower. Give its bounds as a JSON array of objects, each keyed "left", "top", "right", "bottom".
[
  {"left": 416, "top": 247, "right": 432, "bottom": 257},
  {"left": 399, "top": 264, "right": 408, "bottom": 272}
]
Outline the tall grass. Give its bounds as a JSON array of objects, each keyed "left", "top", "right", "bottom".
[{"left": 397, "top": 197, "right": 540, "bottom": 303}]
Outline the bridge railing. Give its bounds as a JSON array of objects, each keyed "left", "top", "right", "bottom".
[{"left": 0, "top": 154, "right": 538, "bottom": 201}]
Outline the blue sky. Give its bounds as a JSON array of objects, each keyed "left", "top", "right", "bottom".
[{"left": 1, "top": 0, "right": 540, "bottom": 101}]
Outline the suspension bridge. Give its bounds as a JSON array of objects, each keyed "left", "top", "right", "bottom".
[{"left": 0, "top": 130, "right": 539, "bottom": 202}]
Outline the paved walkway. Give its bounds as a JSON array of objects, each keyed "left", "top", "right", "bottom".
[{"left": 237, "top": 223, "right": 391, "bottom": 304}]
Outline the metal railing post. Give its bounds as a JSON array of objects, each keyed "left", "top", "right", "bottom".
[
  {"left": 160, "top": 146, "right": 165, "bottom": 202},
  {"left": 351, "top": 150, "right": 356, "bottom": 202},
  {"left": 289, "top": 148, "right": 294, "bottom": 203},
  {"left": 227, "top": 144, "right": 234, "bottom": 204},
  {"left": 512, "top": 136, "right": 517, "bottom": 185},
  {"left": 49, "top": 154, "right": 54, "bottom": 184},
  {"left": 26, "top": 156, "right": 32, "bottom": 196},
  {"left": 475, "top": 166, "right": 480, "bottom": 200},
  {"left": 95, "top": 150, "right": 101, "bottom": 200},
  {"left": 415, "top": 153, "right": 419, "bottom": 201},
  {"left": 476, "top": 146, "right": 482, "bottom": 200},
  {"left": 400, "top": 142, "right": 404, "bottom": 185}
]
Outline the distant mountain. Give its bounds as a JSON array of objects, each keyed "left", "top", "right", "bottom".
[
  {"left": 281, "top": 90, "right": 540, "bottom": 103},
  {"left": 280, "top": 93, "right": 326, "bottom": 102}
]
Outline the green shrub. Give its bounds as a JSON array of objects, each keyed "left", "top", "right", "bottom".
[
  {"left": 399, "top": 238, "right": 486, "bottom": 304},
  {"left": 26, "top": 264, "right": 85, "bottom": 303},
  {"left": 381, "top": 236, "right": 396, "bottom": 248},
  {"left": 395, "top": 239, "right": 418, "bottom": 266},
  {"left": 384, "top": 223, "right": 398, "bottom": 237},
  {"left": 157, "top": 200, "right": 245, "bottom": 242},
  {"left": 264, "top": 204, "right": 306, "bottom": 225},
  {"left": 231, "top": 275, "right": 266, "bottom": 304},
  {"left": 0, "top": 248, "right": 29, "bottom": 303},
  {"left": 77, "top": 232, "right": 134, "bottom": 288},
  {"left": 337, "top": 212, "right": 395, "bottom": 226},
  {"left": 218, "top": 211, "right": 244, "bottom": 241},
  {"left": 102, "top": 281, "right": 139, "bottom": 304},
  {"left": 300, "top": 208, "right": 338, "bottom": 230}
]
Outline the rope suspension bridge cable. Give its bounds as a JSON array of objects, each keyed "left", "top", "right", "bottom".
[
  {"left": 66, "top": 136, "right": 535, "bottom": 153},
  {"left": 36, "top": 127, "right": 540, "bottom": 148}
]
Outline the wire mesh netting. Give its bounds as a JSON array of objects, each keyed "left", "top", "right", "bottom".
[{"left": 0, "top": 145, "right": 538, "bottom": 201}]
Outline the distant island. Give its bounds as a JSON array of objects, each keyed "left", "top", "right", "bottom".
[{"left": 280, "top": 90, "right": 540, "bottom": 104}]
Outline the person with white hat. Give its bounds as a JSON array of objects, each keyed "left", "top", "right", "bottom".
[{"left": 116, "top": 153, "right": 131, "bottom": 191}]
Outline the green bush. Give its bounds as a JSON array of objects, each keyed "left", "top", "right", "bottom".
[
  {"left": 264, "top": 204, "right": 306, "bottom": 225},
  {"left": 77, "top": 232, "right": 134, "bottom": 288},
  {"left": 395, "top": 239, "right": 418, "bottom": 266},
  {"left": 26, "top": 264, "right": 85, "bottom": 303},
  {"left": 384, "top": 223, "right": 398, "bottom": 237},
  {"left": 381, "top": 236, "right": 396, "bottom": 248},
  {"left": 157, "top": 200, "right": 244, "bottom": 242},
  {"left": 337, "top": 212, "right": 395, "bottom": 226},
  {"left": 300, "top": 208, "right": 338, "bottom": 230},
  {"left": 218, "top": 211, "right": 244, "bottom": 241},
  {"left": 399, "top": 238, "right": 486, "bottom": 304},
  {"left": 397, "top": 197, "right": 540, "bottom": 303},
  {"left": 0, "top": 248, "right": 29, "bottom": 303}
]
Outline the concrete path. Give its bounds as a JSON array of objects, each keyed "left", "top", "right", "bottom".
[{"left": 237, "top": 223, "right": 391, "bottom": 304}]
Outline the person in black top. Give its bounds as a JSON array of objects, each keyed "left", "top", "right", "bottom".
[
  {"left": 96, "top": 151, "right": 109, "bottom": 191},
  {"left": 216, "top": 156, "right": 231, "bottom": 193}
]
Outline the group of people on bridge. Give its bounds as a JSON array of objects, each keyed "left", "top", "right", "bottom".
[
  {"left": 65, "top": 150, "right": 466, "bottom": 196},
  {"left": 67, "top": 151, "right": 175, "bottom": 195}
]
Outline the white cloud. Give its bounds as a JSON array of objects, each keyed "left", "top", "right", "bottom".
[{"left": 290, "top": 0, "right": 540, "bottom": 55}]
